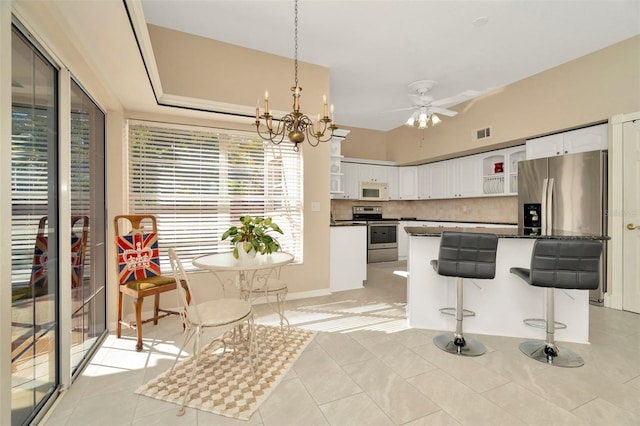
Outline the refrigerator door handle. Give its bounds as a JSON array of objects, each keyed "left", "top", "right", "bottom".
[
  {"left": 541, "top": 178, "right": 549, "bottom": 235},
  {"left": 546, "top": 178, "right": 554, "bottom": 234}
]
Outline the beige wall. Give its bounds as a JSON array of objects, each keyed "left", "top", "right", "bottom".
[
  {"left": 345, "top": 35, "right": 640, "bottom": 165},
  {"left": 339, "top": 125, "right": 388, "bottom": 160},
  {"left": 148, "top": 24, "right": 331, "bottom": 119}
]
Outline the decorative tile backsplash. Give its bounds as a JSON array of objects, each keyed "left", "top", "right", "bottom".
[{"left": 331, "top": 196, "right": 518, "bottom": 224}]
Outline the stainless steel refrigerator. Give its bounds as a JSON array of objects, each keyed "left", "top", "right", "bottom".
[{"left": 517, "top": 150, "right": 607, "bottom": 304}]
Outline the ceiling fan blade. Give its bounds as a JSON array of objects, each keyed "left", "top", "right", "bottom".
[
  {"left": 385, "top": 106, "right": 417, "bottom": 112},
  {"left": 430, "top": 90, "right": 482, "bottom": 108},
  {"left": 430, "top": 107, "right": 458, "bottom": 117}
]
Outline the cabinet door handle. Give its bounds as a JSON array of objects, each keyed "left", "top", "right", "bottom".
[{"left": 628, "top": 223, "right": 639, "bottom": 230}]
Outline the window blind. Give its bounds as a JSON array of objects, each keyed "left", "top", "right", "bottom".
[{"left": 127, "top": 120, "right": 303, "bottom": 270}]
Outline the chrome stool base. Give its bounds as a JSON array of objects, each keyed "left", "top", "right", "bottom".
[
  {"left": 434, "top": 333, "right": 486, "bottom": 357},
  {"left": 519, "top": 341, "right": 584, "bottom": 368}
]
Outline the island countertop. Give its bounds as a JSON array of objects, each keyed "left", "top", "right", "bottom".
[{"left": 404, "top": 226, "right": 609, "bottom": 240}]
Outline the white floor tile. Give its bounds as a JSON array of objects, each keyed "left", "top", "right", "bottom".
[{"left": 41, "top": 261, "right": 640, "bottom": 426}]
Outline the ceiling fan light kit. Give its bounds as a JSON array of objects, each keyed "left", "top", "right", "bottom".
[{"left": 401, "top": 79, "right": 482, "bottom": 130}]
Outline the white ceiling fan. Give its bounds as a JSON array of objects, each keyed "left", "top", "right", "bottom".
[{"left": 401, "top": 80, "right": 481, "bottom": 129}]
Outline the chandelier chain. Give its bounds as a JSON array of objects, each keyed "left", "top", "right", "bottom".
[
  {"left": 254, "top": 0, "right": 337, "bottom": 150},
  {"left": 294, "top": 0, "right": 298, "bottom": 88}
]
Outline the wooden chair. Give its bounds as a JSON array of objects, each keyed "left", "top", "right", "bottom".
[{"left": 114, "top": 214, "right": 190, "bottom": 351}]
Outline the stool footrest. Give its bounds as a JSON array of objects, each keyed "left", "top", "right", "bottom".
[
  {"left": 439, "top": 307, "right": 476, "bottom": 317},
  {"left": 523, "top": 318, "right": 567, "bottom": 330}
]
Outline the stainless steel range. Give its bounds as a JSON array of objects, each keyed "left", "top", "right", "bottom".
[{"left": 352, "top": 206, "right": 399, "bottom": 263}]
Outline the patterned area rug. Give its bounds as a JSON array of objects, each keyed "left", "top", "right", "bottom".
[{"left": 135, "top": 325, "right": 316, "bottom": 420}]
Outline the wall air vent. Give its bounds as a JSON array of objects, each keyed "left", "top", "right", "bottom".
[{"left": 474, "top": 126, "right": 492, "bottom": 141}]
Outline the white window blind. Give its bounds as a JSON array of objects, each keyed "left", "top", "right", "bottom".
[{"left": 127, "top": 120, "right": 303, "bottom": 270}]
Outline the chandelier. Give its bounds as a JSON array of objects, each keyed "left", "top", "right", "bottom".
[
  {"left": 405, "top": 107, "right": 441, "bottom": 129},
  {"left": 255, "top": 0, "right": 337, "bottom": 151}
]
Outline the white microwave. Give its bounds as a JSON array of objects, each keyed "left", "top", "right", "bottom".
[{"left": 359, "top": 182, "right": 389, "bottom": 201}]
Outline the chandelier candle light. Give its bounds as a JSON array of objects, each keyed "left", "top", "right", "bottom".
[{"left": 255, "top": 0, "right": 337, "bottom": 151}]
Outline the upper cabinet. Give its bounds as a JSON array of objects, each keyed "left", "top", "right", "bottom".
[
  {"left": 339, "top": 144, "right": 525, "bottom": 201},
  {"left": 420, "top": 162, "right": 447, "bottom": 199},
  {"left": 449, "top": 154, "right": 482, "bottom": 198},
  {"left": 339, "top": 162, "right": 359, "bottom": 199},
  {"left": 397, "top": 166, "right": 419, "bottom": 200},
  {"left": 506, "top": 147, "right": 526, "bottom": 194},
  {"left": 526, "top": 123, "right": 608, "bottom": 160},
  {"left": 358, "top": 163, "right": 389, "bottom": 182},
  {"left": 387, "top": 166, "right": 399, "bottom": 200},
  {"left": 329, "top": 131, "right": 350, "bottom": 199}
]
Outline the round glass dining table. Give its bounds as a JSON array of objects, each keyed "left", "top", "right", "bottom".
[{"left": 192, "top": 251, "right": 294, "bottom": 274}]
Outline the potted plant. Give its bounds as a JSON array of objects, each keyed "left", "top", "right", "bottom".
[{"left": 221, "top": 215, "right": 284, "bottom": 259}]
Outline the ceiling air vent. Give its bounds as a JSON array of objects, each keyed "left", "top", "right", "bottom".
[{"left": 474, "top": 126, "right": 492, "bottom": 141}]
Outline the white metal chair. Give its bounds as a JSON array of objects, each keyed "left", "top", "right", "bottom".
[
  {"left": 251, "top": 268, "right": 290, "bottom": 338},
  {"left": 167, "top": 249, "right": 256, "bottom": 416}
]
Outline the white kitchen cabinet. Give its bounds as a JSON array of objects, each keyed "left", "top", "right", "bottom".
[
  {"left": 506, "top": 147, "right": 526, "bottom": 194},
  {"left": 340, "top": 162, "right": 359, "bottom": 199},
  {"left": 425, "top": 162, "right": 447, "bottom": 199},
  {"left": 526, "top": 123, "right": 607, "bottom": 159},
  {"left": 358, "top": 163, "right": 389, "bottom": 182},
  {"left": 563, "top": 124, "right": 608, "bottom": 153},
  {"left": 397, "top": 166, "right": 419, "bottom": 200},
  {"left": 448, "top": 154, "right": 482, "bottom": 198},
  {"left": 387, "top": 166, "right": 399, "bottom": 200},
  {"left": 417, "top": 157, "right": 481, "bottom": 200},
  {"left": 330, "top": 225, "right": 367, "bottom": 291},
  {"left": 417, "top": 164, "right": 430, "bottom": 199}
]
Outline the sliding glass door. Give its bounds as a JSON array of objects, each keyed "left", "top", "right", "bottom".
[
  {"left": 10, "top": 22, "right": 107, "bottom": 424},
  {"left": 11, "top": 25, "right": 58, "bottom": 425},
  {"left": 69, "top": 80, "right": 106, "bottom": 374}
]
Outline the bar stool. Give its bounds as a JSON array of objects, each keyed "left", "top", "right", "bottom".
[
  {"left": 510, "top": 239, "right": 602, "bottom": 367},
  {"left": 431, "top": 231, "right": 498, "bottom": 356}
]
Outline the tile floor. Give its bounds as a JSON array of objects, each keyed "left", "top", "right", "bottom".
[{"left": 42, "top": 261, "right": 640, "bottom": 425}]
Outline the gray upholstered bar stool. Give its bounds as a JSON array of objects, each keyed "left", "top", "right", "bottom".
[
  {"left": 431, "top": 231, "right": 498, "bottom": 356},
  {"left": 510, "top": 239, "right": 602, "bottom": 367}
]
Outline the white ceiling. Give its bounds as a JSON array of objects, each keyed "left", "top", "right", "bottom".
[
  {"left": 142, "top": 0, "right": 640, "bottom": 130},
  {"left": 139, "top": 1, "right": 640, "bottom": 131}
]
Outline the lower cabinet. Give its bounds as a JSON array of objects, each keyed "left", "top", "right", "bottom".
[{"left": 330, "top": 226, "right": 367, "bottom": 291}]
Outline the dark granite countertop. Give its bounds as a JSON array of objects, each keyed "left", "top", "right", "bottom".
[
  {"left": 404, "top": 226, "right": 609, "bottom": 240},
  {"left": 330, "top": 221, "right": 367, "bottom": 227},
  {"left": 398, "top": 219, "right": 518, "bottom": 226}
]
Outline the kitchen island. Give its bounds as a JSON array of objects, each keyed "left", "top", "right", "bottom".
[{"left": 406, "top": 227, "right": 608, "bottom": 344}]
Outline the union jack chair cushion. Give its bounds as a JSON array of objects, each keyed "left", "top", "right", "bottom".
[{"left": 116, "top": 232, "right": 176, "bottom": 290}]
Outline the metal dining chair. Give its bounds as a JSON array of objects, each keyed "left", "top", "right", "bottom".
[{"left": 168, "top": 248, "right": 257, "bottom": 416}]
